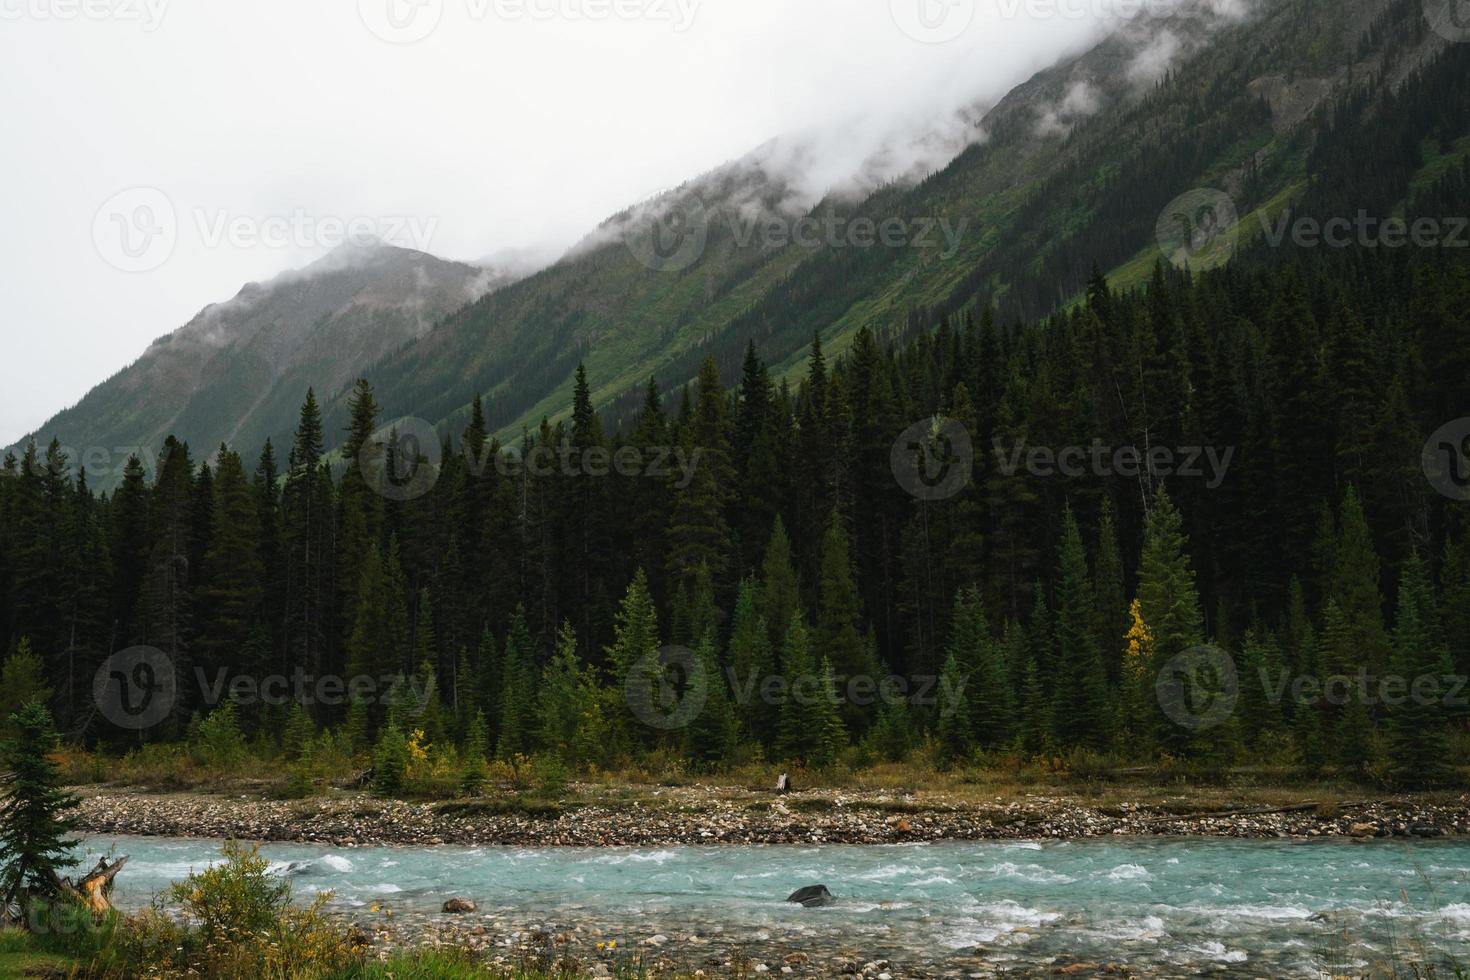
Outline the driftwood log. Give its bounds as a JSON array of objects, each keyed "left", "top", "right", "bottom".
[{"left": 58, "top": 856, "right": 129, "bottom": 915}]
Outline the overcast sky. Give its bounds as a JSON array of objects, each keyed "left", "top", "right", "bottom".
[{"left": 0, "top": 0, "right": 1133, "bottom": 445}]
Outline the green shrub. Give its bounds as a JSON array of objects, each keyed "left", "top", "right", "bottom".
[{"left": 106, "top": 840, "right": 356, "bottom": 979}]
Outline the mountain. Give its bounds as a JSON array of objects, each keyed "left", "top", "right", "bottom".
[
  {"left": 321, "top": 0, "right": 1456, "bottom": 446},
  {"left": 9, "top": 244, "right": 497, "bottom": 487},
  {"left": 13, "top": 0, "right": 1462, "bottom": 473}
]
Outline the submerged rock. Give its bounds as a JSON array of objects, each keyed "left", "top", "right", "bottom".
[{"left": 785, "top": 884, "right": 834, "bottom": 907}]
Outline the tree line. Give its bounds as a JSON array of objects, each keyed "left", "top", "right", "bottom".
[{"left": 2, "top": 223, "right": 1469, "bottom": 786}]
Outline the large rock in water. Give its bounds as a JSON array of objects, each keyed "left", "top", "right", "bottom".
[
  {"left": 442, "top": 897, "right": 477, "bottom": 913},
  {"left": 786, "top": 885, "right": 834, "bottom": 907}
]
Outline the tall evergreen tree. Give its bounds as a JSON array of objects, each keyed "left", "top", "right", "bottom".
[{"left": 0, "top": 702, "right": 78, "bottom": 905}]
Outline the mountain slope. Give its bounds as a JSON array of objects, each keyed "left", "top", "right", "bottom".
[
  {"left": 15, "top": 0, "right": 1459, "bottom": 472},
  {"left": 340, "top": 0, "right": 1453, "bottom": 448},
  {"left": 11, "top": 244, "right": 495, "bottom": 486}
]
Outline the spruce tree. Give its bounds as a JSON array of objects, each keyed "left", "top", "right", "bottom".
[
  {"left": 948, "top": 588, "right": 1011, "bottom": 746},
  {"left": 1053, "top": 510, "right": 1110, "bottom": 747},
  {"left": 0, "top": 702, "right": 78, "bottom": 905},
  {"left": 935, "top": 652, "right": 974, "bottom": 764},
  {"left": 817, "top": 512, "right": 877, "bottom": 726},
  {"left": 496, "top": 607, "right": 536, "bottom": 759},
  {"left": 461, "top": 709, "right": 490, "bottom": 795},
  {"left": 727, "top": 578, "right": 775, "bottom": 740},
  {"left": 809, "top": 656, "right": 846, "bottom": 769},
  {"left": 687, "top": 632, "right": 738, "bottom": 766},
  {"left": 759, "top": 517, "right": 801, "bottom": 649},
  {"left": 538, "top": 622, "right": 586, "bottom": 763},
  {"left": 776, "top": 613, "right": 817, "bottom": 762},
  {"left": 605, "top": 570, "right": 660, "bottom": 748},
  {"left": 0, "top": 641, "right": 50, "bottom": 738},
  {"left": 1386, "top": 553, "right": 1454, "bottom": 788},
  {"left": 1136, "top": 490, "right": 1205, "bottom": 752}
]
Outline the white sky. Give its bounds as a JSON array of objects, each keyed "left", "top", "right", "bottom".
[{"left": 0, "top": 0, "right": 1130, "bottom": 445}]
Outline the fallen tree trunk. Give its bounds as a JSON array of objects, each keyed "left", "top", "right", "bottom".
[{"left": 59, "top": 856, "right": 128, "bottom": 915}]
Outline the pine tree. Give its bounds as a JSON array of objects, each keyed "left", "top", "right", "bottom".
[
  {"left": 809, "top": 656, "right": 846, "bottom": 769},
  {"left": 759, "top": 517, "right": 801, "bottom": 649},
  {"left": 1236, "top": 629, "right": 1286, "bottom": 743},
  {"left": 1092, "top": 500, "right": 1128, "bottom": 682},
  {"left": 866, "top": 699, "right": 914, "bottom": 762},
  {"left": 338, "top": 379, "right": 384, "bottom": 648},
  {"left": 373, "top": 724, "right": 410, "bottom": 795},
  {"left": 281, "top": 701, "right": 314, "bottom": 761},
  {"left": 1019, "top": 654, "right": 1051, "bottom": 756},
  {"left": 1386, "top": 553, "right": 1454, "bottom": 788},
  {"left": 666, "top": 357, "right": 734, "bottom": 592},
  {"left": 199, "top": 446, "right": 264, "bottom": 684},
  {"left": 687, "top": 632, "right": 738, "bottom": 766},
  {"left": 727, "top": 578, "right": 775, "bottom": 739},
  {"left": 776, "top": 613, "right": 817, "bottom": 762},
  {"left": 817, "top": 512, "right": 877, "bottom": 727},
  {"left": 948, "top": 588, "right": 1011, "bottom": 746},
  {"left": 935, "top": 652, "right": 973, "bottom": 764},
  {"left": 605, "top": 570, "right": 660, "bottom": 748},
  {"left": 0, "top": 702, "right": 78, "bottom": 905},
  {"left": 461, "top": 709, "right": 490, "bottom": 795},
  {"left": 345, "top": 540, "right": 409, "bottom": 736},
  {"left": 0, "top": 640, "right": 50, "bottom": 738},
  {"left": 1325, "top": 488, "right": 1390, "bottom": 677},
  {"left": 282, "top": 389, "right": 335, "bottom": 685},
  {"left": 496, "top": 606, "right": 536, "bottom": 759},
  {"left": 1136, "top": 490, "right": 1204, "bottom": 752},
  {"left": 1053, "top": 509, "right": 1110, "bottom": 747},
  {"left": 538, "top": 622, "right": 586, "bottom": 762}
]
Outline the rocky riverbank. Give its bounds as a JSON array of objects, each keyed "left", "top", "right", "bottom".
[{"left": 70, "top": 784, "right": 1470, "bottom": 846}]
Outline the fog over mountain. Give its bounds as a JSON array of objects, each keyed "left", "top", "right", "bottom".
[{"left": 0, "top": 0, "right": 1249, "bottom": 445}]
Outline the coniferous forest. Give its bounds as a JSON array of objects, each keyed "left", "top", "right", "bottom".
[
  {"left": 3, "top": 41, "right": 1470, "bottom": 795},
  {"left": 3, "top": 226, "right": 1468, "bottom": 790}
]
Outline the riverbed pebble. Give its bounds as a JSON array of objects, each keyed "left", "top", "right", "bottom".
[{"left": 67, "top": 785, "right": 1470, "bottom": 848}]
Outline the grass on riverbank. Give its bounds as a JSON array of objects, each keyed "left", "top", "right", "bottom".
[{"left": 57, "top": 737, "right": 1468, "bottom": 823}]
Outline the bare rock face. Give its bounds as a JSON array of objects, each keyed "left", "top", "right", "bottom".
[{"left": 442, "top": 897, "right": 477, "bottom": 914}]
